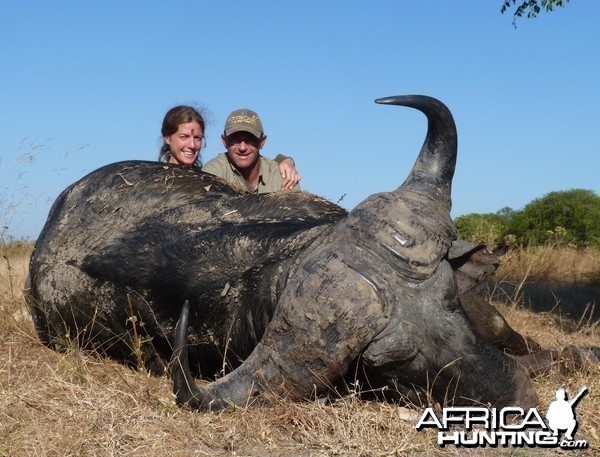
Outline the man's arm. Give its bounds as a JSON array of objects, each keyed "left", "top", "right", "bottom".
[{"left": 274, "top": 154, "right": 301, "bottom": 189}]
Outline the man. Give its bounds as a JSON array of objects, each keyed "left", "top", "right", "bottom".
[{"left": 202, "top": 108, "right": 301, "bottom": 193}]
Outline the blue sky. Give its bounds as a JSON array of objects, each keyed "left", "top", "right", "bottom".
[{"left": 1, "top": 1, "right": 598, "bottom": 241}]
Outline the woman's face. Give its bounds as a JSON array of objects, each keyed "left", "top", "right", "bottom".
[{"left": 164, "top": 121, "right": 203, "bottom": 167}]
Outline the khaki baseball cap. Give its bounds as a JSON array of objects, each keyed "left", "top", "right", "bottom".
[{"left": 224, "top": 109, "right": 264, "bottom": 139}]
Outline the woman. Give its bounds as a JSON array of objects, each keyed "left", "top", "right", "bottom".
[{"left": 158, "top": 105, "right": 300, "bottom": 188}]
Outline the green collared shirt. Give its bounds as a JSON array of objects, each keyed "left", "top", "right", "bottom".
[{"left": 202, "top": 153, "right": 300, "bottom": 194}]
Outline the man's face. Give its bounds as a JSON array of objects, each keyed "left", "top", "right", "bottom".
[{"left": 222, "top": 131, "right": 266, "bottom": 171}]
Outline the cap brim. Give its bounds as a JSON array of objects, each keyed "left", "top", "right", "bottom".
[{"left": 224, "top": 125, "right": 263, "bottom": 139}]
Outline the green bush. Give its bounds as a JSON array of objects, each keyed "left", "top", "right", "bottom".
[
  {"left": 454, "top": 210, "right": 512, "bottom": 246},
  {"left": 509, "top": 189, "right": 600, "bottom": 247},
  {"left": 455, "top": 189, "right": 600, "bottom": 247}
]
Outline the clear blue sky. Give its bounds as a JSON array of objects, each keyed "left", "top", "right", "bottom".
[{"left": 1, "top": 1, "right": 598, "bottom": 241}]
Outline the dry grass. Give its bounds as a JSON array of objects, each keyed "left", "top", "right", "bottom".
[
  {"left": 498, "top": 245, "right": 600, "bottom": 284},
  {"left": 1, "top": 245, "right": 599, "bottom": 456},
  {"left": 493, "top": 246, "right": 600, "bottom": 325}
]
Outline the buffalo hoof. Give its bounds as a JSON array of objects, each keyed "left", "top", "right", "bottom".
[{"left": 559, "top": 345, "right": 600, "bottom": 375}]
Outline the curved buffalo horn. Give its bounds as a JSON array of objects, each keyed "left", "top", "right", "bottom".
[
  {"left": 171, "top": 300, "right": 204, "bottom": 408},
  {"left": 172, "top": 299, "right": 255, "bottom": 411},
  {"left": 375, "top": 95, "right": 457, "bottom": 212},
  {"left": 171, "top": 297, "right": 286, "bottom": 411}
]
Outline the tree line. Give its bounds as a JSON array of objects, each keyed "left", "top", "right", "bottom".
[{"left": 454, "top": 189, "right": 600, "bottom": 248}]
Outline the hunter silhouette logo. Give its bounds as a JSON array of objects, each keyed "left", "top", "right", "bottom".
[
  {"left": 546, "top": 387, "right": 587, "bottom": 442},
  {"left": 416, "top": 386, "right": 589, "bottom": 449}
]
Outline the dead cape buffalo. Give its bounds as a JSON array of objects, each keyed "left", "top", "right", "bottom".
[{"left": 27, "top": 95, "right": 538, "bottom": 411}]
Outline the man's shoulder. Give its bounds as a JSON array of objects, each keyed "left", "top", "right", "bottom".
[
  {"left": 203, "top": 153, "right": 228, "bottom": 167},
  {"left": 202, "top": 153, "right": 229, "bottom": 172},
  {"left": 258, "top": 155, "right": 281, "bottom": 173}
]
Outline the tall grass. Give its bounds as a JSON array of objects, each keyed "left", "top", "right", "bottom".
[
  {"left": 492, "top": 245, "right": 600, "bottom": 327},
  {"left": 0, "top": 138, "right": 47, "bottom": 243},
  {"left": 498, "top": 245, "right": 600, "bottom": 284}
]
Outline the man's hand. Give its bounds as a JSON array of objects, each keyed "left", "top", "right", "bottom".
[{"left": 278, "top": 157, "right": 301, "bottom": 189}]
